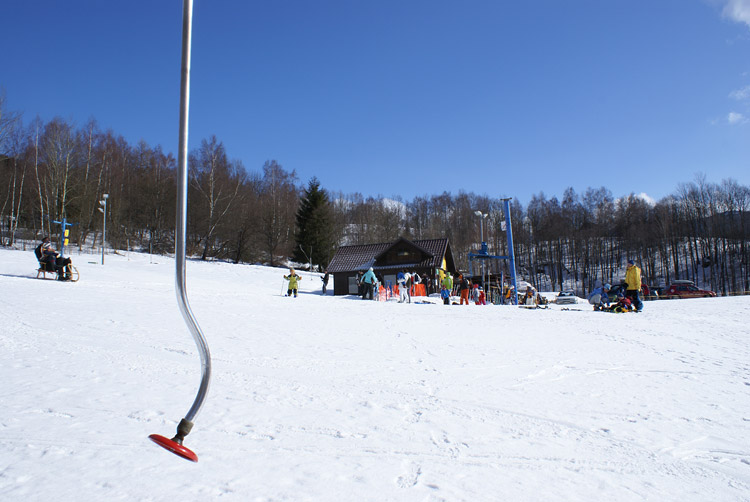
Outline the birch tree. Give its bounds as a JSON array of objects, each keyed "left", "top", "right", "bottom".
[{"left": 190, "top": 136, "right": 245, "bottom": 260}]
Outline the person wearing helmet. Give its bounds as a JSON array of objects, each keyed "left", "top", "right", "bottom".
[{"left": 588, "top": 282, "right": 611, "bottom": 311}]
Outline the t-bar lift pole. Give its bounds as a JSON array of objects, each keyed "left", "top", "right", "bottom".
[{"left": 149, "top": 0, "right": 212, "bottom": 462}]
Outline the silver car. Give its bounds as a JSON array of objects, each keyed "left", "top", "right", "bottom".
[{"left": 555, "top": 290, "right": 578, "bottom": 305}]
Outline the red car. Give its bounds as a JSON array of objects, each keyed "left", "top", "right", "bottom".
[{"left": 665, "top": 281, "right": 716, "bottom": 299}]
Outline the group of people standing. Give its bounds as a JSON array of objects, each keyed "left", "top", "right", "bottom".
[
  {"left": 396, "top": 269, "right": 425, "bottom": 303},
  {"left": 438, "top": 273, "right": 488, "bottom": 306},
  {"left": 283, "top": 260, "right": 648, "bottom": 312},
  {"left": 354, "top": 268, "right": 425, "bottom": 302}
]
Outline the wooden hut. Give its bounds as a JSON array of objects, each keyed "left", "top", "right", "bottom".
[{"left": 327, "top": 237, "right": 457, "bottom": 296}]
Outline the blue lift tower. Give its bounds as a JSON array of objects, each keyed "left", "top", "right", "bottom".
[
  {"left": 467, "top": 198, "right": 518, "bottom": 305},
  {"left": 52, "top": 217, "right": 75, "bottom": 256}
]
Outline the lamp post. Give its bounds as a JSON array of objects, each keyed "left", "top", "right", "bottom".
[
  {"left": 474, "top": 210, "right": 488, "bottom": 243},
  {"left": 474, "top": 210, "right": 488, "bottom": 291},
  {"left": 98, "top": 194, "right": 109, "bottom": 265}
]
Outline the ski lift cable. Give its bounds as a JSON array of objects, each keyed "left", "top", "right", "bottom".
[{"left": 149, "top": 0, "right": 211, "bottom": 463}]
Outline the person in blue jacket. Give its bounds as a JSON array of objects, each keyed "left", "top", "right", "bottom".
[
  {"left": 440, "top": 285, "right": 451, "bottom": 305},
  {"left": 588, "top": 283, "right": 611, "bottom": 311},
  {"left": 360, "top": 267, "right": 378, "bottom": 300}
]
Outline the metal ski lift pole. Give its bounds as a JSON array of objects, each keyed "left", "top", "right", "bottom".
[
  {"left": 149, "top": 0, "right": 211, "bottom": 463},
  {"left": 501, "top": 198, "right": 519, "bottom": 305}
]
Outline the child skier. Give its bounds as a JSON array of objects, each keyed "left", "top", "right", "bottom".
[
  {"left": 472, "top": 284, "right": 480, "bottom": 303},
  {"left": 440, "top": 285, "right": 451, "bottom": 305},
  {"left": 477, "top": 287, "right": 486, "bottom": 305},
  {"left": 284, "top": 268, "right": 301, "bottom": 297}
]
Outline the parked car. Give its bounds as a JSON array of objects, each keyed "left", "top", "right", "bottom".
[
  {"left": 607, "top": 282, "right": 657, "bottom": 302},
  {"left": 664, "top": 282, "right": 717, "bottom": 299},
  {"left": 555, "top": 290, "right": 578, "bottom": 305}
]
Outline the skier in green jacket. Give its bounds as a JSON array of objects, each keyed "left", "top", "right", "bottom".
[{"left": 284, "top": 268, "right": 302, "bottom": 297}]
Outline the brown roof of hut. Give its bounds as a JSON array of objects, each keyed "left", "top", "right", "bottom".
[{"left": 328, "top": 237, "right": 455, "bottom": 273}]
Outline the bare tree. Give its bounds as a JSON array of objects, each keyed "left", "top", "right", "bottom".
[
  {"left": 0, "top": 94, "right": 24, "bottom": 245},
  {"left": 39, "top": 117, "right": 80, "bottom": 224},
  {"left": 258, "top": 160, "right": 298, "bottom": 266},
  {"left": 189, "top": 136, "right": 245, "bottom": 260}
]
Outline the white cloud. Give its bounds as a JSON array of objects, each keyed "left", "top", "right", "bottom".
[
  {"left": 722, "top": 0, "right": 750, "bottom": 28},
  {"left": 728, "top": 111, "right": 747, "bottom": 124},
  {"left": 636, "top": 193, "right": 656, "bottom": 206},
  {"left": 729, "top": 85, "right": 750, "bottom": 100}
]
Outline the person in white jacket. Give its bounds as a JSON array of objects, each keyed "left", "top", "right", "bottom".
[{"left": 397, "top": 270, "right": 411, "bottom": 303}]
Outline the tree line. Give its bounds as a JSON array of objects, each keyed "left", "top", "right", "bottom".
[{"left": 1, "top": 97, "right": 749, "bottom": 295}]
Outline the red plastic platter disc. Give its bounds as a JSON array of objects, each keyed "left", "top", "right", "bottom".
[{"left": 149, "top": 434, "right": 198, "bottom": 462}]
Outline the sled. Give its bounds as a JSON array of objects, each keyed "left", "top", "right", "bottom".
[
  {"left": 599, "top": 306, "right": 638, "bottom": 314},
  {"left": 36, "top": 263, "right": 79, "bottom": 282}
]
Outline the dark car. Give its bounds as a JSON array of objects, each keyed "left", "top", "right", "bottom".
[
  {"left": 664, "top": 281, "right": 716, "bottom": 299},
  {"left": 607, "top": 282, "right": 657, "bottom": 302}
]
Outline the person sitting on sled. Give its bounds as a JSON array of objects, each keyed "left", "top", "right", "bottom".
[
  {"left": 588, "top": 283, "right": 611, "bottom": 311},
  {"left": 35, "top": 236, "right": 73, "bottom": 281},
  {"left": 522, "top": 286, "right": 538, "bottom": 306},
  {"left": 609, "top": 292, "right": 634, "bottom": 313},
  {"left": 284, "top": 268, "right": 301, "bottom": 297}
]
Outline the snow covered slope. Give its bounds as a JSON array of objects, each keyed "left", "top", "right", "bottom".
[{"left": 1, "top": 248, "right": 749, "bottom": 501}]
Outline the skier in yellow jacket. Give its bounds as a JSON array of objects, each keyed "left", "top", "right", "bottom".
[
  {"left": 624, "top": 260, "right": 644, "bottom": 312},
  {"left": 284, "top": 268, "right": 302, "bottom": 298}
]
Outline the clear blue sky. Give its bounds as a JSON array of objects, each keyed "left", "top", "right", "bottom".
[{"left": 2, "top": 1, "right": 750, "bottom": 204}]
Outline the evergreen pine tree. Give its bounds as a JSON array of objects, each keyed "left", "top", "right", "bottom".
[{"left": 294, "top": 177, "right": 336, "bottom": 269}]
